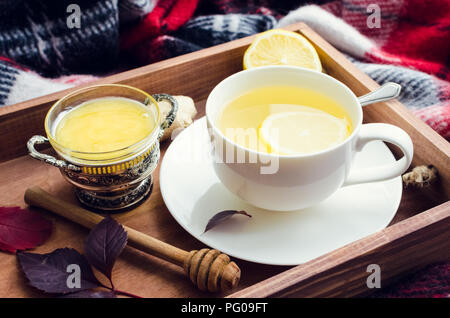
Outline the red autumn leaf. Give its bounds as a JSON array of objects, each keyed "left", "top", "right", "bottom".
[{"left": 0, "top": 207, "right": 52, "bottom": 253}]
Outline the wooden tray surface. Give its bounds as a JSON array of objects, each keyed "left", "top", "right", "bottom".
[{"left": 0, "top": 23, "right": 448, "bottom": 298}]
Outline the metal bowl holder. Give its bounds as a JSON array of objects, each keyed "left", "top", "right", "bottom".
[{"left": 27, "top": 94, "right": 178, "bottom": 212}]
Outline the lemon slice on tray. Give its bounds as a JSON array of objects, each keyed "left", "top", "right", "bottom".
[
  {"left": 243, "top": 29, "right": 322, "bottom": 71},
  {"left": 259, "top": 111, "right": 349, "bottom": 155}
]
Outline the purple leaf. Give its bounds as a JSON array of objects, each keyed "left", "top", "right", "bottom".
[
  {"left": 17, "top": 248, "right": 101, "bottom": 294},
  {"left": 84, "top": 217, "right": 128, "bottom": 280},
  {"left": 204, "top": 210, "right": 252, "bottom": 233},
  {"left": 60, "top": 290, "right": 116, "bottom": 298}
]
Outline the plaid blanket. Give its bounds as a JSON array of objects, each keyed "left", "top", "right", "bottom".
[
  {"left": 0, "top": 0, "right": 448, "bottom": 139},
  {"left": 0, "top": 0, "right": 448, "bottom": 297}
]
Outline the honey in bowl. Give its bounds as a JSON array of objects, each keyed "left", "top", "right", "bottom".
[
  {"left": 54, "top": 97, "right": 156, "bottom": 158},
  {"left": 218, "top": 85, "right": 353, "bottom": 155}
]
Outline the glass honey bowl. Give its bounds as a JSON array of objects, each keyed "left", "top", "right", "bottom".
[{"left": 27, "top": 84, "right": 178, "bottom": 212}]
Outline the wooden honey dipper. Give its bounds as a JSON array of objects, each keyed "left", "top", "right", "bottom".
[{"left": 24, "top": 186, "right": 241, "bottom": 293}]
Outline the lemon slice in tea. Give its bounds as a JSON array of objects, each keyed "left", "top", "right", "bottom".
[{"left": 259, "top": 111, "right": 349, "bottom": 155}]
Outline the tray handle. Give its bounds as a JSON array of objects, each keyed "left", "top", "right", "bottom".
[
  {"left": 152, "top": 94, "right": 179, "bottom": 140},
  {"left": 27, "top": 135, "right": 81, "bottom": 171}
]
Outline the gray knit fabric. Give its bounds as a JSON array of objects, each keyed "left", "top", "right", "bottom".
[
  {"left": 347, "top": 56, "right": 445, "bottom": 110},
  {"left": 176, "top": 14, "right": 277, "bottom": 47}
]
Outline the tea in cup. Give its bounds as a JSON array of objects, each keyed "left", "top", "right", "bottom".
[
  {"left": 206, "top": 66, "right": 413, "bottom": 211},
  {"left": 28, "top": 84, "right": 178, "bottom": 212},
  {"left": 218, "top": 85, "right": 353, "bottom": 155}
]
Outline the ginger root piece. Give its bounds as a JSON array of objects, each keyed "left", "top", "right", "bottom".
[
  {"left": 402, "top": 165, "right": 438, "bottom": 188},
  {"left": 158, "top": 95, "right": 197, "bottom": 141}
]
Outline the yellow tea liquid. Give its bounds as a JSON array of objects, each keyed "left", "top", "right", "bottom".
[
  {"left": 54, "top": 97, "right": 155, "bottom": 153},
  {"left": 218, "top": 86, "right": 352, "bottom": 155}
]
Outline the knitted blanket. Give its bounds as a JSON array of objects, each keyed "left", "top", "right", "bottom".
[
  {"left": 0, "top": 0, "right": 449, "bottom": 139},
  {"left": 0, "top": 0, "right": 448, "bottom": 297}
]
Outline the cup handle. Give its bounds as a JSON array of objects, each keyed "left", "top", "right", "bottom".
[
  {"left": 27, "top": 135, "right": 81, "bottom": 171},
  {"left": 343, "top": 123, "right": 413, "bottom": 186},
  {"left": 152, "top": 94, "right": 179, "bottom": 140}
]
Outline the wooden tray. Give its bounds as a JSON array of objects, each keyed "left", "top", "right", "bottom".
[{"left": 0, "top": 23, "right": 448, "bottom": 298}]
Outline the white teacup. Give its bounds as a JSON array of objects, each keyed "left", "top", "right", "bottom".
[{"left": 206, "top": 66, "right": 413, "bottom": 211}]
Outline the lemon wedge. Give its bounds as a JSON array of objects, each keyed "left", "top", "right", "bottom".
[
  {"left": 243, "top": 29, "right": 322, "bottom": 71},
  {"left": 259, "top": 111, "right": 349, "bottom": 155}
]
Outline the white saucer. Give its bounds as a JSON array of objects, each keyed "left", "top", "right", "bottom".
[{"left": 160, "top": 117, "right": 402, "bottom": 265}]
